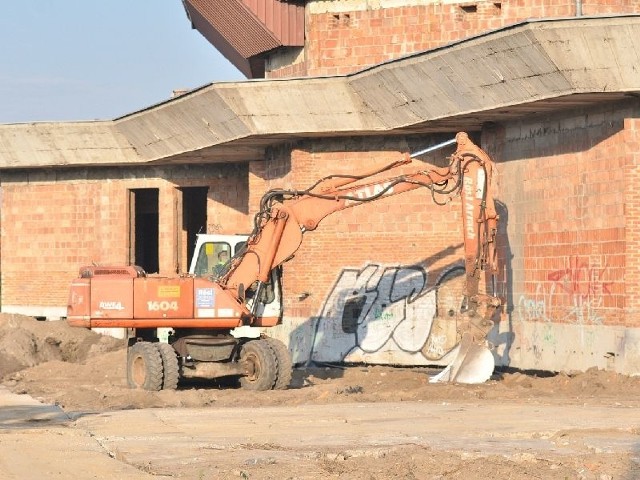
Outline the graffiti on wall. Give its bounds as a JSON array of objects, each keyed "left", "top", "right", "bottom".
[
  {"left": 308, "top": 262, "right": 466, "bottom": 365},
  {"left": 517, "top": 255, "right": 612, "bottom": 326}
]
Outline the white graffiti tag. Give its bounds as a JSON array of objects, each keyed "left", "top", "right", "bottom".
[{"left": 311, "top": 264, "right": 443, "bottom": 364}]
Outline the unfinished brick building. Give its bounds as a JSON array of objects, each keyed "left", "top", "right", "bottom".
[{"left": 1, "top": 0, "right": 640, "bottom": 375}]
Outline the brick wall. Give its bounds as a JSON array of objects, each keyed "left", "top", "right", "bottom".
[
  {"left": 495, "top": 100, "right": 638, "bottom": 332},
  {"left": 266, "top": 0, "right": 640, "bottom": 77},
  {"left": 0, "top": 164, "right": 249, "bottom": 314},
  {"left": 199, "top": 164, "right": 249, "bottom": 235},
  {"left": 249, "top": 100, "right": 640, "bottom": 371},
  {"left": 1, "top": 176, "right": 129, "bottom": 309}
]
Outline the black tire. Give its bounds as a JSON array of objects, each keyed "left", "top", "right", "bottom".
[
  {"left": 127, "top": 342, "right": 163, "bottom": 391},
  {"left": 264, "top": 337, "right": 292, "bottom": 390},
  {"left": 155, "top": 342, "right": 180, "bottom": 390},
  {"left": 239, "top": 339, "right": 278, "bottom": 391}
]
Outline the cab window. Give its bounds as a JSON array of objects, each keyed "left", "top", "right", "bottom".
[{"left": 193, "top": 242, "right": 232, "bottom": 277}]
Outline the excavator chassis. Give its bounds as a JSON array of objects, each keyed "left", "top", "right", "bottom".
[{"left": 126, "top": 330, "right": 293, "bottom": 392}]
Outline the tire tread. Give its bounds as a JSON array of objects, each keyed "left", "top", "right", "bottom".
[{"left": 127, "top": 342, "right": 163, "bottom": 391}]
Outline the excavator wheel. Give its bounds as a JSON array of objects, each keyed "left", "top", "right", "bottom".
[
  {"left": 239, "top": 339, "right": 278, "bottom": 391},
  {"left": 127, "top": 342, "right": 164, "bottom": 391},
  {"left": 264, "top": 337, "right": 293, "bottom": 390},
  {"left": 155, "top": 342, "right": 180, "bottom": 390}
]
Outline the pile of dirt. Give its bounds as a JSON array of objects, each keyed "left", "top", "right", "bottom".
[
  {"left": 0, "top": 314, "right": 124, "bottom": 379},
  {"left": 2, "top": 312, "right": 640, "bottom": 413},
  {"left": 3, "top": 313, "right": 639, "bottom": 480}
]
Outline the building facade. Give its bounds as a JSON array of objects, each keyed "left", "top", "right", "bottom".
[{"left": 1, "top": 1, "right": 640, "bottom": 374}]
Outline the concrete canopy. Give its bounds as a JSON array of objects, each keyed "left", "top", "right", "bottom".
[{"left": 1, "top": 15, "right": 639, "bottom": 169}]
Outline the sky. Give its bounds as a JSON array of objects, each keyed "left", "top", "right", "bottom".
[{"left": 0, "top": 1, "right": 245, "bottom": 123}]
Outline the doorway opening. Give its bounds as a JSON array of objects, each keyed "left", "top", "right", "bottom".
[
  {"left": 129, "top": 188, "right": 159, "bottom": 273},
  {"left": 181, "top": 187, "right": 208, "bottom": 269}
]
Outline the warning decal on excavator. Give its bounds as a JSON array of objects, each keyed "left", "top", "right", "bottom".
[
  {"left": 158, "top": 285, "right": 181, "bottom": 298},
  {"left": 196, "top": 288, "right": 215, "bottom": 308}
]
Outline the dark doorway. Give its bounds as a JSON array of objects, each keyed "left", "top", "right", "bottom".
[
  {"left": 181, "top": 187, "right": 208, "bottom": 269},
  {"left": 130, "top": 189, "right": 159, "bottom": 273}
]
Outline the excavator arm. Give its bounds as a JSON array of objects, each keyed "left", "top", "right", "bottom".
[{"left": 219, "top": 132, "right": 501, "bottom": 382}]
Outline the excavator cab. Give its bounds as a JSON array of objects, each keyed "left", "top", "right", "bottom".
[{"left": 189, "top": 234, "right": 283, "bottom": 320}]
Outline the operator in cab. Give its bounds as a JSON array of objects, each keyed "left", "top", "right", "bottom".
[{"left": 214, "top": 250, "right": 229, "bottom": 276}]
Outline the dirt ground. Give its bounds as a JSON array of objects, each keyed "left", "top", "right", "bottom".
[{"left": 2, "top": 313, "right": 640, "bottom": 479}]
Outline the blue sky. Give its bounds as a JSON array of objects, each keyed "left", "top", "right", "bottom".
[{"left": 0, "top": 1, "right": 244, "bottom": 123}]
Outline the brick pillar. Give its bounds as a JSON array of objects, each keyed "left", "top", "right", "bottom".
[
  {"left": 624, "top": 118, "right": 640, "bottom": 322},
  {"left": 159, "top": 185, "right": 179, "bottom": 275}
]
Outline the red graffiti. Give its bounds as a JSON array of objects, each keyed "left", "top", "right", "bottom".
[{"left": 547, "top": 256, "right": 611, "bottom": 301}]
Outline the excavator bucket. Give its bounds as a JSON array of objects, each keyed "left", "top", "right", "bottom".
[{"left": 429, "top": 333, "right": 494, "bottom": 384}]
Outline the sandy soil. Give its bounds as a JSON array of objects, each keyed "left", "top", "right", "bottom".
[{"left": 2, "top": 314, "right": 640, "bottom": 479}]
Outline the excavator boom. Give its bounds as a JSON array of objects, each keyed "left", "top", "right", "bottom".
[{"left": 218, "top": 132, "right": 501, "bottom": 382}]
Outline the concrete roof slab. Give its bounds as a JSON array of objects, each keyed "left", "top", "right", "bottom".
[
  {"left": 1, "top": 16, "right": 639, "bottom": 169},
  {"left": 0, "top": 122, "right": 136, "bottom": 168},
  {"left": 532, "top": 19, "right": 640, "bottom": 92}
]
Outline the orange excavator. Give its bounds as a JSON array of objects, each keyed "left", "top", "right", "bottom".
[{"left": 67, "top": 132, "right": 501, "bottom": 390}]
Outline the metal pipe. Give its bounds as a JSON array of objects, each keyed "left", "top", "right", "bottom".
[
  {"left": 410, "top": 137, "right": 456, "bottom": 158},
  {"left": 250, "top": 281, "right": 265, "bottom": 315},
  {"left": 575, "top": 0, "right": 582, "bottom": 16}
]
